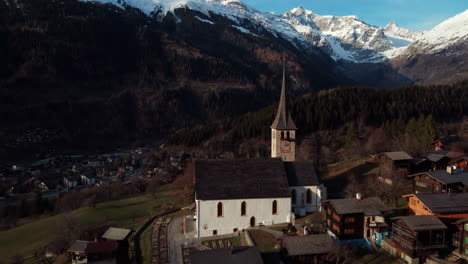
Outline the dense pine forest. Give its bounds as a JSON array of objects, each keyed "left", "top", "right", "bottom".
[{"left": 170, "top": 82, "right": 468, "bottom": 157}]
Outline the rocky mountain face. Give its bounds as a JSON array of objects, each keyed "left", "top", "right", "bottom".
[
  {"left": 391, "top": 10, "right": 468, "bottom": 84},
  {"left": 0, "top": 0, "right": 346, "bottom": 158}
]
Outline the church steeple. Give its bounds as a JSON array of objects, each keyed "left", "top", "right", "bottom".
[
  {"left": 271, "top": 58, "right": 297, "bottom": 162},
  {"left": 270, "top": 58, "right": 297, "bottom": 130}
]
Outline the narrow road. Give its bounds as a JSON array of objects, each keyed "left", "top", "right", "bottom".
[{"left": 168, "top": 216, "right": 185, "bottom": 264}]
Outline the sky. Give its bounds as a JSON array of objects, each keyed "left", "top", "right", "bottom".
[{"left": 242, "top": 0, "right": 467, "bottom": 31}]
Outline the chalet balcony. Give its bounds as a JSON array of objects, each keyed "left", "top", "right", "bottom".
[{"left": 391, "top": 224, "right": 447, "bottom": 251}]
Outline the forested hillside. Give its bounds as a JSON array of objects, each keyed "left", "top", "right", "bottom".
[{"left": 170, "top": 82, "right": 468, "bottom": 157}]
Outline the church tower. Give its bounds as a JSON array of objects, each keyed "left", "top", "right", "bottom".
[{"left": 271, "top": 59, "right": 297, "bottom": 162}]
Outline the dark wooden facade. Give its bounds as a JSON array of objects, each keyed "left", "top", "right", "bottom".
[
  {"left": 453, "top": 219, "right": 468, "bottom": 257},
  {"left": 325, "top": 204, "right": 364, "bottom": 240},
  {"left": 389, "top": 218, "right": 447, "bottom": 260},
  {"left": 413, "top": 174, "right": 464, "bottom": 194}
]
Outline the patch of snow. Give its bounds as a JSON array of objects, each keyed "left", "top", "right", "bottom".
[
  {"left": 195, "top": 15, "right": 214, "bottom": 24},
  {"left": 231, "top": 25, "right": 257, "bottom": 36}
]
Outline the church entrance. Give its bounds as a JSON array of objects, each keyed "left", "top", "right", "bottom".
[{"left": 250, "top": 217, "right": 256, "bottom": 227}]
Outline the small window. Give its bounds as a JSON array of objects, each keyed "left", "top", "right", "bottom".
[
  {"left": 233, "top": 228, "right": 238, "bottom": 232},
  {"left": 217, "top": 202, "right": 223, "bottom": 217},
  {"left": 287, "top": 131, "right": 290, "bottom": 139},
  {"left": 213, "top": 230, "right": 218, "bottom": 235},
  {"left": 306, "top": 189, "right": 312, "bottom": 204},
  {"left": 344, "top": 229, "right": 355, "bottom": 234},
  {"left": 291, "top": 189, "right": 296, "bottom": 204},
  {"left": 345, "top": 217, "right": 355, "bottom": 223},
  {"left": 281, "top": 131, "right": 284, "bottom": 139},
  {"left": 241, "top": 201, "right": 247, "bottom": 216},
  {"left": 272, "top": 200, "right": 278, "bottom": 215}
]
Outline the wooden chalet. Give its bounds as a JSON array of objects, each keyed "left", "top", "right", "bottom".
[
  {"left": 403, "top": 192, "right": 468, "bottom": 223},
  {"left": 409, "top": 168, "right": 468, "bottom": 194},
  {"left": 281, "top": 234, "right": 333, "bottom": 263},
  {"left": 323, "top": 197, "right": 391, "bottom": 241},
  {"left": 68, "top": 240, "right": 117, "bottom": 264},
  {"left": 382, "top": 215, "right": 448, "bottom": 264},
  {"left": 378, "top": 152, "right": 412, "bottom": 184},
  {"left": 452, "top": 157, "right": 468, "bottom": 172},
  {"left": 453, "top": 218, "right": 468, "bottom": 258},
  {"left": 426, "top": 151, "right": 451, "bottom": 171}
]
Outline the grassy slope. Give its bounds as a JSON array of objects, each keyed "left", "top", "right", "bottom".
[
  {"left": 0, "top": 184, "right": 185, "bottom": 260},
  {"left": 141, "top": 221, "right": 154, "bottom": 264}
]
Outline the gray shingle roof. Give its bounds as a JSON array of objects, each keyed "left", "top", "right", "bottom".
[
  {"left": 394, "top": 215, "right": 447, "bottom": 231},
  {"left": 283, "top": 234, "right": 333, "bottom": 256},
  {"left": 380, "top": 152, "right": 413, "bottom": 161},
  {"left": 102, "top": 227, "right": 132, "bottom": 241},
  {"left": 409, "top": 170, "right": 468, "bottom": 185},
  {"left": 191, "top": 247, "right": 263, "bottom": 264},
  {"left": 327, "top": 197, "right": 390, "bottom": 216},
  {"left": 68, "top": 240, "right": 88, "bottom": 253},
  {"left": 414, "top": 192, "right": 468, "bottom": 214},
  {"left": 194, "top": 158, "right": 291, "bottom": 200},
  {"left": 283, "top": 161, "right": 320, "bottom": 186}
]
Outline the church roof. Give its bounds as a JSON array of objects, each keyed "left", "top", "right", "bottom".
[
  {"left": 194, "top": 158, "right": 291, "bottom": 200},
  {"left": 270, "top": 60, "right": 297, "bottom": 130},
  {"left": 283, "top": 161, "right": 320, "bottom": 186}
]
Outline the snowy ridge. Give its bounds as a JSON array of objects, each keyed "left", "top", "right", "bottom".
[
  {"left": 83, "top": 0, "right": 318, "bottom": 52},
  {"left": 408, "top": 9, "right": 468, "bottom": 54},
  {"left": 82, "top": 1, "right": 468, "bottom": 63}
]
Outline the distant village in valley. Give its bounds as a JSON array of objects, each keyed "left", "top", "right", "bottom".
[{"left": 0, "top": 64, "right": 467, "bottom": 264}]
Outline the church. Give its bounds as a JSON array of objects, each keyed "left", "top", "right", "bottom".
[{"left": 193, "top": 62, "right": 327, "bottom": 238}]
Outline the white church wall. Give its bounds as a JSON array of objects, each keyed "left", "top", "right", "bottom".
[
  {"left": 290, "top": 185, "right": 326, "bottom": 216},
  {"left": 196, "top": 197, "right": 291, "bottom": 238}
]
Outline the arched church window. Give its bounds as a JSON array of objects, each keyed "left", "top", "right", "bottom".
[
  {"left": 272, "top": 200, "right": 278, "bottom": 215},
  {"left": 291, "top": 189, "right": 296, "bottom": 204},
  {"left": 217, "top": 202, "right": 223, "bottom": 217},
  {"left": 306, "top": 189, "right": 312, "bottom": 204},
  {"left": 281, "top": 131, "right": 284, "bottom": 139},
  {"left": 287, "top": 131, "right": 290, "bottom": 139},
  {"left": 241, "top": 201, "right": 247, "bottom": 216}
]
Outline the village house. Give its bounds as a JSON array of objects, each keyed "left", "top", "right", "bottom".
[
  {"left": 409, "top": 168, "right": 468, "bottom": 194},
  {"left": 452, "top": 156, "right": 468, "bottom": 172},
  {"left": 192, "top": 62, "right": 326, "bottom": 238},
  {"left": 68, "top": 240, "right": 117, "bottom": 264},
  {"left": 378, "top": 151, "right": 413, "bottom": 184},
  {"left": 426, "top": 151, "right": 451, "bottom": 171},
  {"left": 63, "top": 176, "right": 78, "bottom": 189},
  {"left": 281, "top": 234, "right": 333, "bottom": 263},
  {"left": 453, "top": 218, "right": 468, "bottom": 258},
  {"left": 382, "top": 215, "right": 448, "bottom": 264},
  {"left": 323, "top": 197, "right": 391, "bottom": 244},
  {"left": 403, "top": 192, "right": 468, "bottom": 223}
]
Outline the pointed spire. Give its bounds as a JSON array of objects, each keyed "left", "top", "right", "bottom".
[{"left": 270, "top": 57, "right": 297, "bottom": 130}]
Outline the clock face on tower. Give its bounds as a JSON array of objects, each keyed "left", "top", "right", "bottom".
[{"left": 280, "top": 140, "right": 291, "bottom": 153}]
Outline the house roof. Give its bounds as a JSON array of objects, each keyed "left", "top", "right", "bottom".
[
  {"left": 426, "top": 151, "right": 450, "bottom": 162},
  {"left": 270, "top": 60, "right": 296, "bottom": 130},
  {"left": 194, "top": 158, "right": 291, "bottom": 200},
  {"left": 410, "top": 192, "right": 468, "bottom": 214},
  {"left": 380, "top": 152, "right": 412, "bottom": 161},
  {"left": 408, "top": 170, "right": 468, "bottom": 185},
  {"left": 283, "top": 234, "right": 333, "bottom": 256},
  {"left": 326, "top": 197, "right": 390, "bottom": 216},
  {"left": 102, "top": 227, "right": 132, "bottom": 241},
  {"left": 455, "top": 218, "right": 468, "bottom": 224},
  {"left": 68, "top": 240, "right": 88, "bottom": 253},
  {"left": 283, "top": 161, "right": 320, "bottom": 186},
  {"left": 394, "top": 215, "right": 447, "bottom": 231},
  {"left": 190, "top": 247, "right": 263, "bottom": 264}
]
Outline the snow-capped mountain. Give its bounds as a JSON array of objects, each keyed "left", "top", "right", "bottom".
[
  {"left": 83, "top": 0, "right": 319, "bottom": 53},
  {"left": 401, "top": 9, "right": 468, "bottom": 56},
  {"left": 282, "top": 6, "right": 397, "bottom": 62},
  {"left": 384, "top": 21, "right": 422, "bottom": 42}
]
